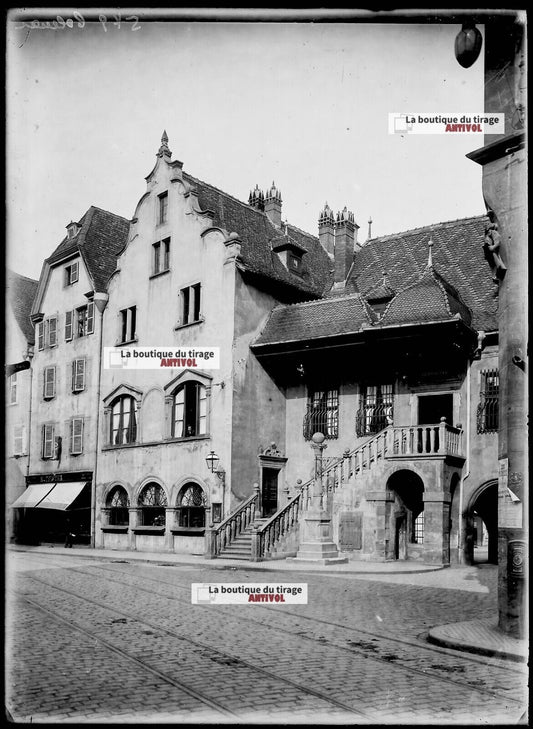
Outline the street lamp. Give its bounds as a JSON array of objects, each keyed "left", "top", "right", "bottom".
[
  {"left": 205, "top": 451, "right": 220, "bottom": 473},
  {"left": 454, "top": 22, "right": 483, "bottom": 68}
]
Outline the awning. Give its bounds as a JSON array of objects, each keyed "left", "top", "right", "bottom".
[{"left": 11, "top": 482, "right": 88, "bottom": 510}]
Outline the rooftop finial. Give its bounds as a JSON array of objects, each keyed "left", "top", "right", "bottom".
[
  {"left": 427, "top": 238, "right": 434, "bottom": 267},
  {"left": 368, "top": 217, "right": 373, "bottom": 240},
  {"left": 157, "top": 130, "right": 172, "bottom": 158}
]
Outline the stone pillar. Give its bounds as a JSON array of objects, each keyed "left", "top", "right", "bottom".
[
  {"left": 164, "top": 507, "right": 174, "bottom": 552},
  {"left": 365, "top": 491, "right": 395, "bottom": 560},
  {"left": 128, "top": 507, "right": 138, "bottom": 550},
  {"left": 422, "top": 491, "right": 451, "bottom": 565},
  {"left": 95, "top": 507, "right": 107, "bottom": 548}
]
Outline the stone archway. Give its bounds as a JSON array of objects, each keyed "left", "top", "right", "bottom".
[
  {"left": 466, "top": 480, "right": 498, "bottom": 564},
  {"left": 385, "top": 469, "right": 425, "bottom": 561}
]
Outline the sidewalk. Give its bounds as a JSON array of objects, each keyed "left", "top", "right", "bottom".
[
  {"left": 8, "top": 543, "right": 446, "bottom": 574},
  {"left": 428, "top": 618, "right": 528, "bottom": 663}
]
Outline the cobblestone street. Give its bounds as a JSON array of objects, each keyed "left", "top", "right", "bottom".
[{"left": 5, "top": 550, "right": 528, "bottom": 724}]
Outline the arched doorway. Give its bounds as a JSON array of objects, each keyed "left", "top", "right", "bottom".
[
  {"left": 386, "top": 470, "right": 425, "bottom": 560},
  {"left": 466, "top": 481, "right": 498, "bottom": 564}
]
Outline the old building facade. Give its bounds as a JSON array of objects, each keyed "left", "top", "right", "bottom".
[{"left": 9, "top": 133, "right": 502, "bottom": 570}]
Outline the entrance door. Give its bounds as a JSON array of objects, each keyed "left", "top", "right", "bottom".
[
  {"left": 418, "top": 394, "right": 453, "bottom": 424},
  {"left": 394, "top": 513, "right": 407, "bottom": 560},
  {"left": 261, "top": 468, "right": 279, "bottom": 517}
]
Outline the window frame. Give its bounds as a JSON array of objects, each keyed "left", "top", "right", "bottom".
[
  {"left": 110, "top": 395, "right": 138, "bottom": 445},
  {"left": 158, "top": 191, "right": 168, "bottom": 224},
  {"left": 13, "top": 424, "right": 26, "bottom": 456},
  {"left": 71, "top": 358, "right": 86, "bottom": 393},
  {"left": 179, "top": 283, "right": 202, "bottom": 327},
  {"left": 356, "top": 383, "right": 394, "bottom": 437},
  {"left": 43, "top": 366, "right": 57, "bottom": 400},
  {"left": 64, "top": 261, "right": 79, "bottom": 286},
  {"left": 42, "top": 423, "right": 56, "bottom": 459},
  {"left": 303, "top": 387, "right": 339, "bottom": 440},
  {"left": 106, "top": 486, "right": 130, "bottom": 526},
  {"left": 477, "top": 369, "right": 499, "bottom": 434},
  {"left": 70, "top": 417, "right": 84, "bottom": 455},
  {"left": 176, "top": 483, "right": 207, "bottom": 530},
  {"left": 138, "top": 483, "right": 167, "bottom": 526},
  {"left": 172, "top": 381, "right": 208, "bottom": 439},
  {"left": 119, "top": 305, "right": 137, "bottom": 344},
  {"left": 8, "top": 372, "right": 18, "bottom": 405}
]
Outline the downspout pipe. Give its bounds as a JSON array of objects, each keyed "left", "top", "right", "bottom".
[
  {"left": 91, "top": 292, "right": 109, "bottom": 548},
  {"left": 459, "top": 351, "right": 474, "bottom": 564}
]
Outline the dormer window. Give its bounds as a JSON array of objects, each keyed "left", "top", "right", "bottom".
[
  {"left": 272, "top": 239, "right": 307, "bottom": 276},
  {"left": 67, "top": 221, "right": 81, "bottom": 239}
]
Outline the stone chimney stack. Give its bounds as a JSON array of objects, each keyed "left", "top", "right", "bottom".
[
  {"left": 264, "top": 181, "right": 282, "bottom": 227},
  {"left": 318, "top": 202, "right": 335, "bottom": 257},
  {"left": 248, "top": 184, "right": 265, "bottom": 212},
  {"left": 334, "top": 207, "right": 360, "bottom": 283}
]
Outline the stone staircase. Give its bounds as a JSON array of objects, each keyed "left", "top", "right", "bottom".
[{"left": 217, "top": 518, "right": 269, "bottom": 560}]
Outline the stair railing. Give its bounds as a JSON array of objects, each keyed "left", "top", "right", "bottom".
[
  {"left": 253, "top": 421, "right": 464, "bottom": 561},
  {"left": 205, "top": 484, "right": 259, "bottom": 558}
]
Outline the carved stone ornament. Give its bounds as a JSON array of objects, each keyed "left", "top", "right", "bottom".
[
  {"left": 262, "top": 442, "right": 284, "bottom": 457},
  {"left": 483, "top": 210, "right": 507, "bottom": 282}
]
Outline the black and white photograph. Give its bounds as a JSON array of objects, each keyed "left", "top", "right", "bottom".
[{"left": 5, "top": 7, "right": 528, "bottom": 725}]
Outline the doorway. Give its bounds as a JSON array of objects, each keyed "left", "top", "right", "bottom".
[
  {"left": 261, "top": 468, "right": 279, "bottom": 517},
  {"left": 418, "top": 393, "right": 453, "bottom": 424}
]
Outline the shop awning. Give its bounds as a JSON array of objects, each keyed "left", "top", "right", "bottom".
[{"left": 11, "top": 482, "right": 88, "bottom": 510}]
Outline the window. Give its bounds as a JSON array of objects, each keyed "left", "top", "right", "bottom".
[
  {"left": 288, "top": 252, "right": 303, "bottom": 275},
  {"left": 107, "top": 486, "right": 130, "bottom": 526},
  {"left": 110, "top": 396, "right": 137, "bottom": 445},
  {"left": 176, "top": 483, "right": 207, "bottom": 528},
  {"left": 13, "top": 425, "right": 26, "bottom": 456},
  {"left": 138, "top": 483, "right": 167, "bottom": 526},
  {"left": 414, "top": 512, "right": 424, "bottom": 544},
  {"left": 76, "top": 303, "right": 95, "bottom": 338},
  {"left": 119, "top": 306, "right": 137, "bottom": 343},
  {"left": 70, "top": 418, "right": 84, "bottom": 455},
  {"left": 180, "top": 283, "right": 201, "bottom": 326},
  {"left": 8, "top": 373, "right": 17, "bottom": 404},
  {"left": 303, "top": 388, "right": 339, "bottom": 440},
  {"left": 42, "top": 424, "right": 56, "bottom": 459},
  {"left": 43, "top": 366, "right": 56, "bottom": 399},
  {"left": 71, "top": 358, "right": 86, "bottom": 392},
  {"left": 64, "top": 261, "right": 79, "bottom": 286},
  {"left": 356, "top": 384, "right": 393, "bottom": 436},
  {"left": 172, "top": 381, "right": 207, "bottom": 438},
  {"left": 477, "top": 369, "right": 499, "bottom": 433},
  {"left": 152, "top": 238, "right": 170, "bottom": 275},
  {"left": 158, "top": 192, "right": 168, "bottom": 224},
  {"left": 37, "top": 316, "right": 59, "bottom": 349}
]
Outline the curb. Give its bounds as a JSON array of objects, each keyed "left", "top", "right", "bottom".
[{"left": 427, "top": 625, "right": 528, "bottom": 663}]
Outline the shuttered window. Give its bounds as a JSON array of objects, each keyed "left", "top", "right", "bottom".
[
  {"left": 70, "top": 418, "right": 84, "bottom": 454},
  {"left": 43, "top": 366, "right": 56, "bottom": 399},
  {"left": 71, "top": 358, "right": 86, "bottom": 392}
]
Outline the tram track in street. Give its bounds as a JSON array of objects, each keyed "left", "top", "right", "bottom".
[
  {"left": 14, "top": 572, "right": 377, "bottom": 723},
  {"left": 15, "top": 562, "right": 526, "bottom": 712}
]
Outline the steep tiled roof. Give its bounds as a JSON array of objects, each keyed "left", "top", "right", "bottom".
[
  {"left": 7, "top": 270, "right": 39, "bottom": 344},
  {"left": 332, "top": 215, "right": 496, "bottom": 331},
  {"left": 183, "top": 173, "right": 332, "bottom": 297},
  {"left": 254, "top": 294, "right": 375, "bottom": 346},
  {"left": 46, "top": 206, "right": 130, "bottom": 292},
  {"left": 379, "top": 265, "right": 472, "bottom": 326}
]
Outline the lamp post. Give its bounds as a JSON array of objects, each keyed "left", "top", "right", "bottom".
[
  {"left": 289, "top": 432, "right": 347, "bottom": 565},
  {"left": 206, "top": 451, "right": 226, "bottom": 518}
]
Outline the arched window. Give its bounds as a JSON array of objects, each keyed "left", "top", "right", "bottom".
[
  {"left": 111, "top": 395, "right": 137, "bottom": 445},
  {"left": 172, "top": 382, "right": 207, "bottom": 438},
  {"left": 106, "top": 486, "right": 130, "bottom": 526},
  {"left": 176, "top": 483, "right": 207, "bottom": 528},
  {"left": 138, "top": 483, "right": 167, "bottom": 526}
]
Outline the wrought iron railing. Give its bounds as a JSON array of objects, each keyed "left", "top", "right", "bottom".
[
  {"left": 303, "top": 405, "right": 339, "bottom": 440},
  {"left": 205, "top": 486, "right": 259, "bottom": 558},
  {"left": 355, "top": 403, "right": 393, "bottom": 437},
  {"left": 477, "top": 399, "right": 499, "bottom": 433}
]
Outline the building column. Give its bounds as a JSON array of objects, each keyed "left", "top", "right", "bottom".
[
  {"left": 128, "top": 507, "right": 138, "bottom": 550},
  {"left": 422, "top": 491, "right": 451, "bottom": 565},
  {"left": 164, "top": 507, "right": 174, "bottom": 552},
  {"left": 365, "top": 491, "right": 395, "bottom": 561}
]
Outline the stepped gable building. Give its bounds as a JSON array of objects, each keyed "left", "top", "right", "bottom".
[
  {"left": 10, "top": 133, "right": 500, "bottom": 568},
  {"left": 13, "top": 207, "right": 130, "bottom": 544},
  {"left": 6, "top": 270, "right": 38, "bottom": 540},
  {"left": 95, "top": 133, "right": 332, "bottom": 555}
]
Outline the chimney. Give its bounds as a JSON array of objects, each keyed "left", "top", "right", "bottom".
[
  {"left": 248, "top": 184, "right": 265, "bottom": 211},
  {"left": 318, "top": 202, "right": 335, "bottom": 257},
  {"left": 334, "top": 207, "right": 360, "bottom": 283},
  {"left": 264, "top": 181, "right": 282, "bottom": 227}
]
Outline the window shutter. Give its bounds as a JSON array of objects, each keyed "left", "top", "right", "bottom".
[
  {"left": 72, "top": 261, "right": 79, "bottom": 283},
  {"left": 44, "top": 367, "right": 56, "bottom": 398},
  {"left": 48, "top": 316, "right": 58, "bottom": 347},
  {"left": 42, "top": 424, "right": 54, "bottom": 459},
  {"left": 13, "top": 425, "right": 25, "bottom": 456},
  {"left": 38, "top": 322, "right": 44, "bottom": 350},
  {"left": 65, "top": 310, "right": 73, "bottom": 341},
  {"left": 87, "top": 302, "right": 95, "bottom": 334},
  {"left": 72, "top": 359, "right": 85, "bottom": 392},
  {"left": 71, "top": 418, "right": 83, "bottom": 454}
]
